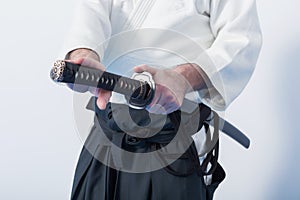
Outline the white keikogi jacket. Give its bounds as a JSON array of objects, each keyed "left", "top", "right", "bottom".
[
  {"left": 62, "top": 0, "right": 262, "bottom": 154},
  {"left": 63, "top": 0, "right": 262, "bottom": 111}
]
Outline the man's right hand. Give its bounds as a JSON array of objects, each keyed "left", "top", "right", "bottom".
[{"left": 66, "top": 48, "right": 111, "bottom": 110}]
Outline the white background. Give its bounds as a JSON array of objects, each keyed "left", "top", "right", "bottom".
[{"left": 0, "top": 0, "right": 299, "bottom": 199}]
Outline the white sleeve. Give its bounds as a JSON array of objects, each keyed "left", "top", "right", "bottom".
[
  {"left": 60, "top": 0, "right": 112, "bottom": 60},
  {"left": 195, "top": 0, "right": 262, "bottom": 111}
]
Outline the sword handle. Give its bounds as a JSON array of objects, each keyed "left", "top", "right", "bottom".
[{"left": 50, "top": 60, "right": 154, "bottom": 108}]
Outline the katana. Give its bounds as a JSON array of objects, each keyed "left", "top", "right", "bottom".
[
  {"left": 50, "top": 60, "right": 155, "bottom": 109},
  {"left": 50, "top": 60, "right": 250, "bottom": 149}
]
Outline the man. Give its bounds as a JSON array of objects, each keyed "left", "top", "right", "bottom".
[{"left": 61, "top": 0, "right": 262, "bottom": 199}]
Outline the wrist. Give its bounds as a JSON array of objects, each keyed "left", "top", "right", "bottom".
[{"left": 172, "top": 63, "right": 206, "bottom": 92}]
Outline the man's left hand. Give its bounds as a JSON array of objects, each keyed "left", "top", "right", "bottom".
[{"left": 134, "top": 65, "right": 190, "bottom": 114}]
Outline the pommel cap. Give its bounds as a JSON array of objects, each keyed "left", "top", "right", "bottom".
[{"left": 50, "top": 60, "right": 66, "bottom": 82}]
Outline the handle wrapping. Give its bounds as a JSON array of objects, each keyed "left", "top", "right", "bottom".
[{"left": 50, "top": 60, "right": 154, "bottom": 108}]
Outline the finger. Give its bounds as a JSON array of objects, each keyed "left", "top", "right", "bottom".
[
  {"left": 150, "top": 85, "right": 172, "bottom": 105},
  {"left": 148, "top": 85, "right": 163, "bottom": 107},
  {"left": 148, "top": 85, "right": 181, "bottom": 114},
  {"left": 66, "top": 57, "right": 105, "bottom": 71},
  {"left": 133, "top": 65, "right": 157, "bottom": 75},
  {"left": 147, "top": 104, "right": 167, "bottom": 115},
  {"left": 96, "top": 90, "right": 112, "bottom": 110},
  {"left": 154, "top": 96, "right": 177, "bottom": 114},
  {"left": 81, "top": 58, "right": 105, "bottom": 71},
  {"left": 65, "top": 58, "right": 85, "bottom": 65},
  {"left": 146, "top": 86, "right": 166, "bottom": 114}
]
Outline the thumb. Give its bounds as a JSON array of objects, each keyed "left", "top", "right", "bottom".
[
  {"left": 133, "top": 64, "right": 157, "bottom": 75},
  {"left": 96, "top": 90, "right": 112, "bottom": 110}
]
